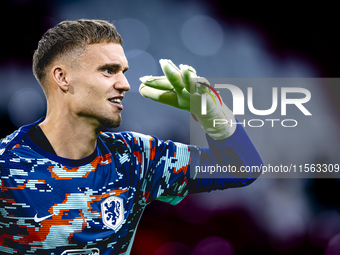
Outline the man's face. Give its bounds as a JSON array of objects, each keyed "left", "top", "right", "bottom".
[{"left": 67, "top": 43, "right": 130, "bottom": 130}]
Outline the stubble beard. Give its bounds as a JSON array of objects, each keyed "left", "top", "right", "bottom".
[
  {"left": 78, "top": 105, "right": 122, "bottom": 131},
  {"left": 98, "top": 115, "right": 122, "bottom": 130}
]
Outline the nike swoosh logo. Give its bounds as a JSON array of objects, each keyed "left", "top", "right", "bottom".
[{"left": 34, "top": 213, "right": 54, "bottom": 223}]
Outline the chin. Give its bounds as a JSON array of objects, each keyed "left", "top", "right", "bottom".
[{"left": 99, "top": 117, "right": 121, "bottom": 129}]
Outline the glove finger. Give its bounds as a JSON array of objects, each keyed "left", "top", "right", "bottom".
[
  {"left": 179, "top": 64, "right": 197, "bottom": 94},
  {"left": 159, "top": 59, "right": 184, "bottom": 93},
  {"left": 139, "top": 75, "right": 173, "bottom": 90},
  {"left": 139, "top": 84, "right": 178, "bottom": 108}
]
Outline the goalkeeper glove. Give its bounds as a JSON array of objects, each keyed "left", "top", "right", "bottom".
[{"left": 139, "top": 59, "right": 236, "bottom": 140}]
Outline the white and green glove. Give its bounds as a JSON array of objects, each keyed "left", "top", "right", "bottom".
[{"left": 139, "top": 59, "right": 236, "bottom": 140}]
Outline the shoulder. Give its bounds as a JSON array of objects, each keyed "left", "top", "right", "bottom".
[
  {"left": 99, "top": 131, "right": 160, "bottom": 150},
  {"left": 0, "top": 117, "right": 47, "bottom": 158},
  {"left": 101, "top": 131, "right": 196, "bottom": 160},
  {"left": 0, "top": 127, "right": 26, "bottom": 156},
  {"left": 0, "top": 118, "right": 44, "bottom": 157}
]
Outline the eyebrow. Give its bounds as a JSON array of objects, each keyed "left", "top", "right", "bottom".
[{"left": 97, "top": 63, "right": 129, "bottom": 73}]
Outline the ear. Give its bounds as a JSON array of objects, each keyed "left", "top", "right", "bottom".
[{"left": 51, "top": 66, "right": 69, "bottom": 92}]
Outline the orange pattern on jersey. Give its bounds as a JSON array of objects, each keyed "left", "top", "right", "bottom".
[
  {"left": 12, "top": 144, "right": 20, "bottom": 149},
  {"left": 0, "top": 183, "right": 26, "bottom": 191},
  {"left": 173, "top": 164, "right": 189, "bottom": 175},
  {"left": 1, "top": 180, "right": 47, "bottom": 192},
  {"left": 149, "top": 138, "right": 156, "bottom": 160},
  {"left": 133, "top": 151, "right": 143, "bottom": 174},
  {"left": 47, "top": 153, "right": 112, "bottom": 180}
]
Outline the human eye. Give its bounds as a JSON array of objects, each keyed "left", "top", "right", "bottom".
[
  {"left": 99, "top": 64, "right": 122, "bottom": 76},
  {"left": 104, "top": 67, "right": 115, "bottom": 75}
]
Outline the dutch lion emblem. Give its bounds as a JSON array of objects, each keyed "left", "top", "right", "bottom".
[{"left": 101, "top": 196, "right": 124, "bottom": 231}]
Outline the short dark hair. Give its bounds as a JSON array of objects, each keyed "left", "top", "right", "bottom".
[{"left": 32, "top": 19, "right": 123, "bottom": 88}]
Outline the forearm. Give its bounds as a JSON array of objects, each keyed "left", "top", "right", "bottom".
[{"left": 190, "top": 123, "right": 263, "bottom": 193}]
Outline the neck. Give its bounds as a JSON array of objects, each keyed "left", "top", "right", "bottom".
[{"left": 39, "top": 113, "right": 100, "bottom": 160}]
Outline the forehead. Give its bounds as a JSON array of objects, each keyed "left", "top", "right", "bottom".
[{"left": 80, "top": 43, "right": 128, "bottom": 68}]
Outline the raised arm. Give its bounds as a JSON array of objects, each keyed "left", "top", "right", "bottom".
[{"left": 139, "top": 59, "right": 262, "bottom": 201}]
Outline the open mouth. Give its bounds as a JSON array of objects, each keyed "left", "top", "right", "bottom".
[{"left": 108, "top": 97, "right": 123, "bottom": 109}]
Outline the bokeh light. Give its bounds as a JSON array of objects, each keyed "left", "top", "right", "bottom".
[
  {"left": 115, "top": 18, "right": 150, "bottom": 52},
  {"left": 181, "top": 15, "right": 224, "bottom": 56},
  {"left": 8, "top": 88, "right": 45, "bottom": 127},
  {"left": 192, "top": 237, "right": 233, "bottom": 255}
]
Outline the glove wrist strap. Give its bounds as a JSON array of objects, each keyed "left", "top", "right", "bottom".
[{"left": 195, "top": 103, "right": 236, "bottom": 140}]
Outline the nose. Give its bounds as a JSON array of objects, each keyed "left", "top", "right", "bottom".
[{"left": 114, "top": 72, "right": 130, "bottom": 93}]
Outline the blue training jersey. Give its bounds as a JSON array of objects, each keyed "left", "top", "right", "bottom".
[{"left": 0, "top": 119, "right": 262, "bottom": 255}]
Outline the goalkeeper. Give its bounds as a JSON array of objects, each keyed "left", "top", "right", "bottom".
[{"left": 0, "top": 19, "right": 262, "bottom": 255}]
